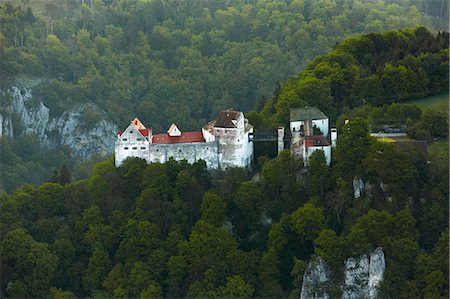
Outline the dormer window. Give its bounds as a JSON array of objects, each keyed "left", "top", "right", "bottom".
[{"left": 168, "top": 123, "right": 182, "bottom": 137}]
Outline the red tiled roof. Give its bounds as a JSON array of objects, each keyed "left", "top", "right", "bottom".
[
  {"left": 139, "top": 129, "right": 150, "bottom": 136},
  {"left": 152, "top": 131, "right": 204, "bottom": 144},
  {"left": 117, "top": 131, "right": 123, "bottom": 135},
  {"left": 304, "top": 135, "right": 330, "bottom": 147}
]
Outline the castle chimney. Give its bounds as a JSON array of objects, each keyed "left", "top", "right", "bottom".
[
  {"left": 304, "top": 119, "right": 313, "bottom": 136},
  {"left": 277, "top": 126, "right": 285, "bottom": 154}
]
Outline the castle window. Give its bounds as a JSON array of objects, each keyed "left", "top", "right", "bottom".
[
  {"left": 137, "top": 138, "right": 142, "bottom": 141},
  {"left": 129, "top": 131, "right": 133, "bottom": 133},
  {"left": 124, "top": 147, "right": 129, "bottom": 150},
  {"left": 141, "top": 147, "right": 145, "bottom": 149},
  {"left": 122, "top": 138, "right": 127, "bottom": 141},
  {"left": 156, "top": 149, "right": 159, "bottom": 152},
  {"left": 179, "top": 149, "right": 182, "bottom": 152},
  {"left": 132, "top": 147, "right": 137, "bottom": 150}
]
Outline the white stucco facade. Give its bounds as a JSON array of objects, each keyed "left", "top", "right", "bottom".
[
  {"left": 331, "top": 128, "right": 337, "bottom": 147},
  {"left": 290, "top": 118, "right": 329, "bottom": 137},
  {"left": 303, "top": 145, "right": 332, "bottom": 166},
  {"left": 289, "top": 107, "right": 332, "bottom": 166},
  {"left": 115, "top": 110, "right": 253, "bottom": 170},
  {"left": 115, "top": 123, "right": 151, "bottom": 165},
  {"left": 147, "top": 141, "right": 219, "bottom": 169},
  {"left": 213, "top": 112, "right": 254, "bottom": 170}
]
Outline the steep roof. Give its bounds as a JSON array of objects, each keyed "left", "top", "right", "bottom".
[
  {"left": 118, "top": 124, "right": 150, "bottom": 138},
  {"left": 290, "top": 107, "right": 327, "bottom": 121},
  {"left": 203, "top": 120, "right": 216, "bottom": 132},
  {"left": 131, "top": 117, "right": 147, "bottom": 129},
  {"left": 304, "top": 135, "right": 330, "bottom": 147},
  {"left": 152, "top": 132, "right": 204, "bottom": 144},
  {"left": 139, "top": 129, "right": 150, "bottom": 136},
  {"left": 214, "top": 110, "right": 241, "bottom": 128}
]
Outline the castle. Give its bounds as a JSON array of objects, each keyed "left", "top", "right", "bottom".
[{"left": 115, "top": 109, "right": 254, "bottom": 170}]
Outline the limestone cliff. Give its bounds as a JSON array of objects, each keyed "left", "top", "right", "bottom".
[
  {"left": 352, "top": 177, "right": 365, "bottom": 198},
  {"left": 300, "top": 248, "right": 385, "bottom": 299},
  {"left": 342, "top": 247, "right": 386, "bottom": 299},
  {"left": 0, "top": 83, "right": 117, "bottom": 160},
  {"left": 300, "top": 256, "right": 331, "bottom": 299}
]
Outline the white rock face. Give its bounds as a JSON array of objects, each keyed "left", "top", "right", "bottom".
[
  {"left": 300, "top": 256, "right": 330, "bottom": 299},
  {"left": 368, "top": 248, "right": 386, "bottom": 298},
  {"left": 342, "top": 247, "right": 385, "bottom": 299},
  {"left": 300, "top": 248, "right": 385, "bottom": 299},
  {"left": 353, "top": 177, "right": 365, "bottom": 198},
  {"left": 1, "top": 84, "right": 118, "bottom": 160}
]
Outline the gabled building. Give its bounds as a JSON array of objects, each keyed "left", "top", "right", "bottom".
[
  {"left": 202, "top": 110, "right": 254, "bottom": 169},
  {"left": 303, "top": 135, "right": 331, "bottom": 166},
  {"left": 290, "top": 106, "right": 329, "bottom": 137},
  {"left": 115, "top": 109, "right": 254, "bottom": 170},
  {"left": 115, "top": 117, "right": 152, "bottom": 164},
  {"left": 289, "top": 107, "right": 334, "bottom": 166}
]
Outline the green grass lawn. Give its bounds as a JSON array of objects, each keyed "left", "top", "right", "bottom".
[
  {"left": 428, "top": 138, "right": 449, "bottom": 160},
  {"left": 376, "top": 137, "right": 396, "bottom": 143},
  {"left": 373, "top": 136, "right": 416, "bottom": 143},
  {"left": 404, "top": 94, "right": 449, "bottom": 111}
]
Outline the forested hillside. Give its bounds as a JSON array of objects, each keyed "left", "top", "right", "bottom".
[
  {"left": 0, "top": 0, "right": 443, "bottom": 130},
  {"left": 1, "top": 125, "right": 448, "bottom": 297},
  {"left": 255, "top": 27, "right": 448, "bottom": 127},
  {"left": 0, "top": 0, "right": 447, "bottom": 193},
  {"left": 0, "top": 11, "right": 449, "bottom": 298}
]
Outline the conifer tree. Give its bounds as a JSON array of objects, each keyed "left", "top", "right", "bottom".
[
  {"left": 50, "top": 169, "right": 59, "bottom": 183},
  {"left": 58, "top": 164, "right": 71, "bottom": 185}
]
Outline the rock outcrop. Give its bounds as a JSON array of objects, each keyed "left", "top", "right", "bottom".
[
  {"left": 300, "top": 256, "right": 330, "bottom": 299},
  {"left": 353, "top": 177, "right": 364, "bottom": 198},
  {"left": 300, "top": 248, "right": 385, "bottom": 299},
  {"left": 0, "top": 84, "right": 118, "bottom": 160},
  {"left": 342, "top": 247, "right": 385, "bottom": 299}
]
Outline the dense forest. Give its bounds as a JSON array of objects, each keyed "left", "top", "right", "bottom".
[
  {"left": 1, "top": 0, "right": 446, "bottom": 130},
  {"left": 1, "top": 122, "right": 448, "bottom": 298},
  {"left": 0, "top": 2, "right": 448, "bottom": 297},
  {"left": 0, "top": 0, "right": 448, "bottom": 193},
  {"left": 253, "top": 27, "right": 448, "bottom": 128}
]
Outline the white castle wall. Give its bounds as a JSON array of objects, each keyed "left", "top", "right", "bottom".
[
  {"left": 215, "top": 127, "right": 253, "bottom": 170},
  {"left": 115, "top": 111, "right": 254, "bottom": 170},
  {"left": 115, "top": 125, "right": 151, "bottom": 166},
  {"left": 148, "top": 141, "right": 219, "bottom": 169}
]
